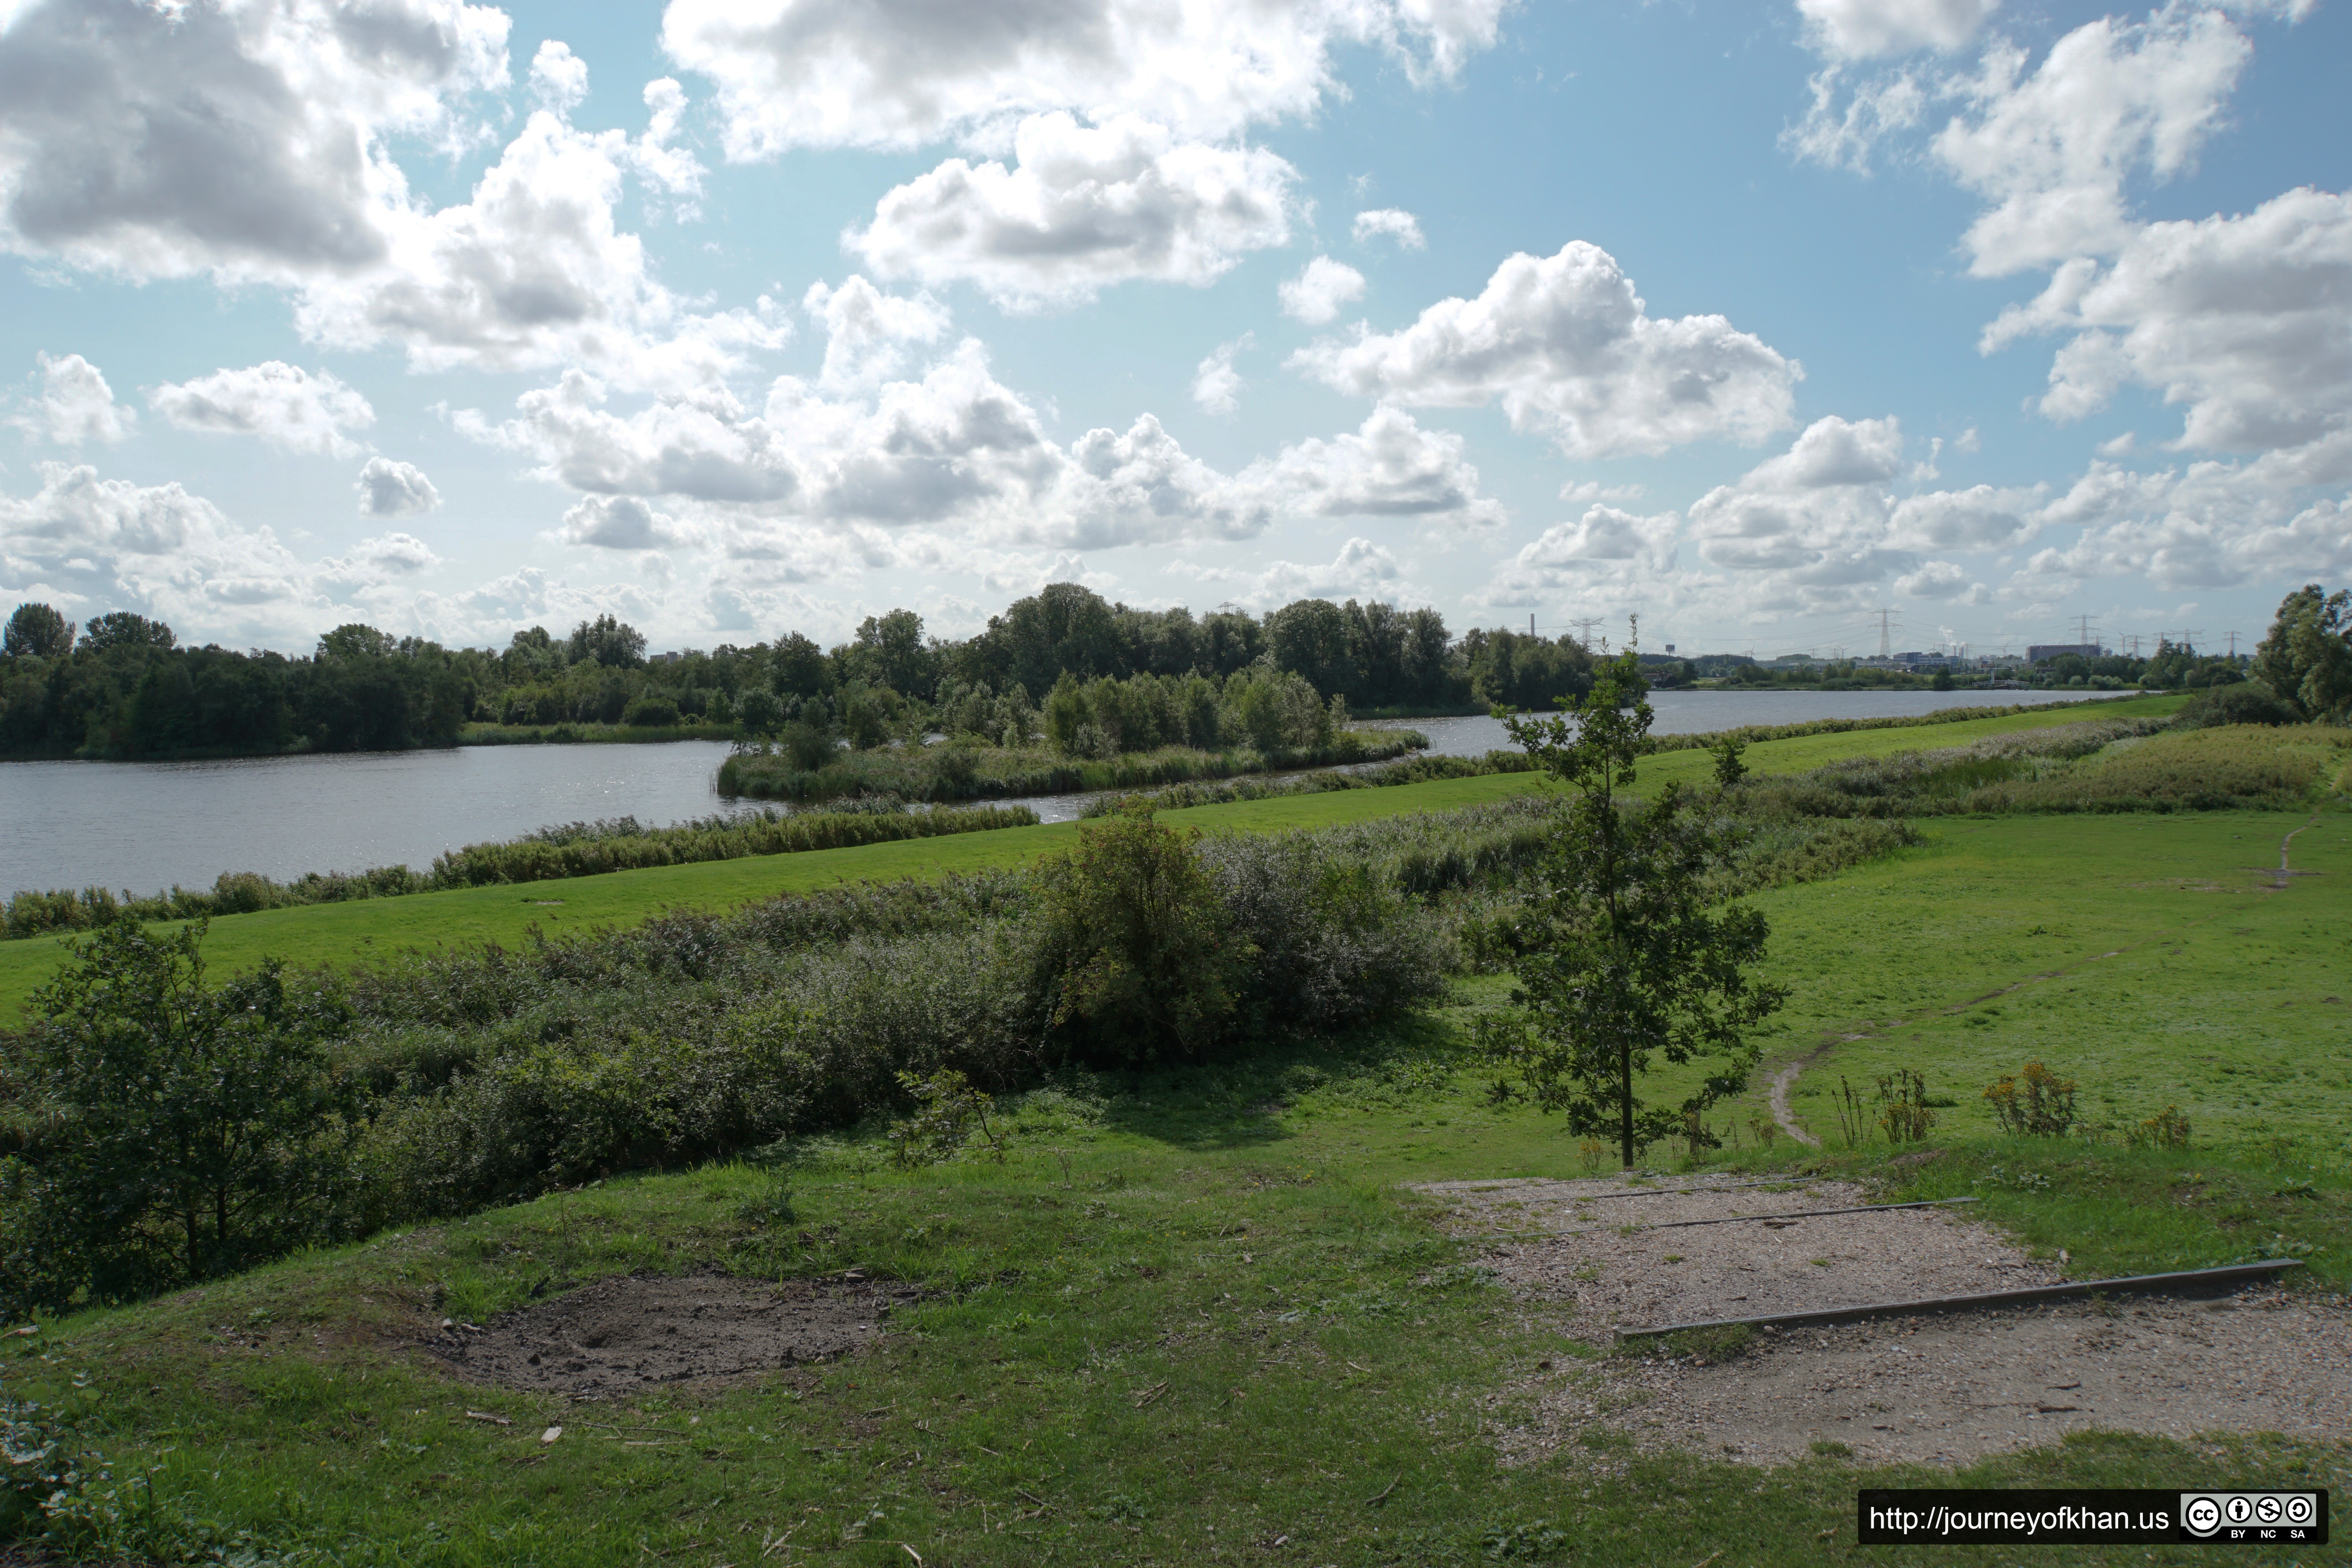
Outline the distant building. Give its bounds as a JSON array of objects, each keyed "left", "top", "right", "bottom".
[{"left": 2028, "top": 643, "right": 2105, "bottom": 662}]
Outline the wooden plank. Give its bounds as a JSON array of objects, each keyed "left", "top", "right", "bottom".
[{"left": 1615, "top": 1259, "right": 2307, "bottom": 1338}]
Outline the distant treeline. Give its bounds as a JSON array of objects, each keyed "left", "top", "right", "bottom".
[
  {"left": 0, "top": 802, "right": 1038, "bottom": 940},
  {"left": 0, "top": 586, "right": 1594, "bottom": 761}
]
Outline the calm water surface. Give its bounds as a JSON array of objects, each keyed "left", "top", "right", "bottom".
[
  {"left": 3, "top": 742, "right": 744, "bottom": 895},
  {"left": 4, "top": 689, "right": 2128, "bottom": 896}
]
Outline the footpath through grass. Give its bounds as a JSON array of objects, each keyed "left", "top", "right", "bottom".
[{"left": 0, "top": 695, "right": 2184, "bottom": 1021}]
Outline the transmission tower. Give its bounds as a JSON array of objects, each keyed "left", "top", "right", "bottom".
[
  {"left": 1570, "top": 617, "right": 1604, "bottom": 650},
  {"left": 2071, "top": 613, "right": 2099, "bottom": 655},
  {"left": 2178, "top": 628, "right": 2203, "bottom": 653},
  {"left": 2226, "top": 630, "right": 2239, "bottom": 657},
  {"left": 1872, "top": 608, "right": 1894, "bottom": 660}
]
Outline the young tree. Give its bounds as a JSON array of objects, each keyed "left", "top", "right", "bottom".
[
  {"left": 4, "top": 921, "right": 356, "bottom": 1311},
  {"left": 1038, "top": 803, "right": 1248, "bottom": 1062},
  {"left": 1477, "top": 641, "right": 1786, "bottom": 1169}
]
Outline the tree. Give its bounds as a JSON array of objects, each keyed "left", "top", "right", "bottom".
[
  {"left": 769, "top": 632, "right": 830, "bottom": 698},
  {"left": 567, "top": 613, "right": 648, "bottom": 669},
  {"left": 2251, "top": 584, "right": 2352, "bottom": 722},
  {"left": 316, "top": 622, "right": 397, "bottom": 661},
  {"left": 1475, "top": 641, "right": 1786, "bottom": 1169},
  {"left": 1266, "top": 597, "right": 1354, "bottom": 697},
  {"left": 735, "top": 686, "right": 783, "bottom": 735},
  {"left": 4, "top": 603, "right": 74, "bottom": 659},
  {"left": 849, "top": 608, "right": 936, "bottom": 700},
  {"left": 1038, "top": 803, "right": 1246, "bottom": 1062},
  {"left": 80, "top": 611, "right": 176, "bottom": 652},
  {"left": 3, "top": 921, "right": 356, "bottom": 1311}
]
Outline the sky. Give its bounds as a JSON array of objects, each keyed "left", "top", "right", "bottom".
[{"left": 1, "top": 0, "right": 2347, "bottom": 661}]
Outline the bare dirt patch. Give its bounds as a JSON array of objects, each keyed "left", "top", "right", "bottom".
[
  {"left": 1424, "top": 1177, "right": 2352, "bottom": 1469},
  {"left": 421, "top": 1272, "right": 915, "bottom": 1399}
]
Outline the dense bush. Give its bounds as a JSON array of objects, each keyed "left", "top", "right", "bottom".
[
  {"left": 1, "top": 924, "right": 361, "bottom": 1310},
  {"left": 1037, "top": 808, "right": 1244, "bottom": 1061},
  {"left": 2174, "top": 682, "right": 2299, "bottom": 728}
]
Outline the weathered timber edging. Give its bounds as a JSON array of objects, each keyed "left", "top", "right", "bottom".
[
  {"left": 1614, "top": 1259, "right": 2307, "bottom": 1339},
  {"left": 1642, "top": 1196, "right": 1978, "bottom": 1230}
]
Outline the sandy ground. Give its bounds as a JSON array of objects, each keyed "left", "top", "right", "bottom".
[
  {"left": 419, "top": 1271, "right": 913, "bottom": 1398},
  {"left": 1419, "top": 1176, "right": 2352, "bottom": 1468}
]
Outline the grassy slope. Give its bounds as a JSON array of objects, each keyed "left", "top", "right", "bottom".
[
  {"left": 1753, "top": 809, "right": 2352, "bottom": 1154},
  {"left": 0, "top": 695, "right": 2184, "bottom": 1021},
  {"left": 11, "top": 803, "right": 2350, "bottom": 1565}
]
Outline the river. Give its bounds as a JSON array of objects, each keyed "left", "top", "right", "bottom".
[{"left": 2, "top": 689, "right": 2129, "bottom": 897}]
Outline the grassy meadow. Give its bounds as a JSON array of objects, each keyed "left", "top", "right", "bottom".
[
  {"left": 7, "top": 961, "right": 2346, "bottom": 1568},
  {"left": 8, "top": 697, "right": 2352, "bottom": 1564},
  {"left": 0, "top": 694, "right": 2185, "bottom": 1021}
]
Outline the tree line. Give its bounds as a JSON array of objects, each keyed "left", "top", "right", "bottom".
[{"left": 0, "top": 586, "right": 1599, "bottom": 761}]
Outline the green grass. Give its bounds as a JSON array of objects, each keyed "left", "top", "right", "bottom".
[
  {"left": 9, "top": 1011, "right": 2344, "bottom": 1567},
  {"left": 0, "top": 696, "right": 2190, "bottom": 1022},
  {"left": 1746, "top": 809, "right": 2352, "bottom": 1159},
  {"left": 11, "top": 777, "right": 2352, "bottom": 1566}
]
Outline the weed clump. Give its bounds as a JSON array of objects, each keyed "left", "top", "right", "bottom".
[{"left": 1985, "top": 1061, "right": 2080, "bottom": 1138}]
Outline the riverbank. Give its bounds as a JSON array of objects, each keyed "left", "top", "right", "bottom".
[{"left": 0, "top": 694, "right": 2188, "bottom": 1019}]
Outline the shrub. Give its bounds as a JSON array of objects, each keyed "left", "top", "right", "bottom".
[
  {"left": 887, "top": 1069, "right": 1008, "bottom": 1166},
  {"left": 2172, "top": 684, "right": 2298, "bottom": 728},
  {"left": 1038, "top": 805, "right": 1246, "bottom": 1063},
  {"left": 622, "top": 695, "right": 680, "bottom": 727},
  {"left": 2, "top": 922, "right": 359, "bottom": 1315},
  {"left": 1984, "top": 1061, "right": 2078, "bottom": 1137}
]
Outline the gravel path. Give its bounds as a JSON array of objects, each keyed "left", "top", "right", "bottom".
[{"left": 1423, "top": 1176, "right": 2352, "bottom": 1469}]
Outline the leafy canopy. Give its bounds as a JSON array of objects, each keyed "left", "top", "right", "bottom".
[
  {"left": 2252, "top": 583, "right": 2352, "bottom": 722},
  {"left": 1039, "top": 802, "right": 1249, "bottom": 1062},
  {"left": 1476, "top": 637, "right": 1786, "bottom": 1168},
  {"left": 2, "top": 921, "right": 356, "bottom": 1314}
]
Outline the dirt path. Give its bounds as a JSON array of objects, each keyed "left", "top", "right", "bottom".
[
  {"left": 1768, "top": 1056, "right": 1822, "bottom": 1147},
  {"left": 1436, "top": 1177, "right": 2352, "bottom": 1470}
]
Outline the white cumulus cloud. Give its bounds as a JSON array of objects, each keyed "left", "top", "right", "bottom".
[
  {"left": 659, "top": 0, "right": 1509, "bottom": 155},
  {"left": 9, "top": 352, "right": 134, "bottom": 445},
  {"left": 1291, "top": 241, "right": 1799, "bottom": 459},
  {"left": 1279, "top": 256, "right": 1367, "bottom": 325},
  {"left": 1684, "top": 415, "right": 2035, "bottom": 615},
  {"left": 555, "top": 494, "right": 690, "bottom": 550},
  {"left": 529, "top": 39, "right": 590, "bottom": 112},
  {"left": 1934, "top": 10, "right": 2255, "bottom": 277},
  {"left": 1192, "top": 335, "right": 1252, "bottom": 416},
  {"left": 1169, "top": 536, "right": 1420, "bottom": 612},
  {"left": 356, "top": 457, "right": 443, "bottom": 517},
  {"left": 1352, "top": 208, "right": 1425, "bottom": 249},
  {"left": 1798, "top": 0, "right": 2002, "bottom": 59},
  {"left": 847, "top": 113, "right": 1295, "bottom": 310},
  {"left": 1982, "top": 186, "right": 2352, "bottom": 463},
  {"left": 149, "top": 362, "right": 376, "bottom": 457},
  {"left": 0, "top": 2, "right": 757, "bottom": 389},
  {"left": 0, "top": 461, "right": 432, "bottom": 644}
]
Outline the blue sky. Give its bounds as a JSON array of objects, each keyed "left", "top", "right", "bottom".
[{"left": 2, "top": 0, "right": 2347, "bottom": 659}]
